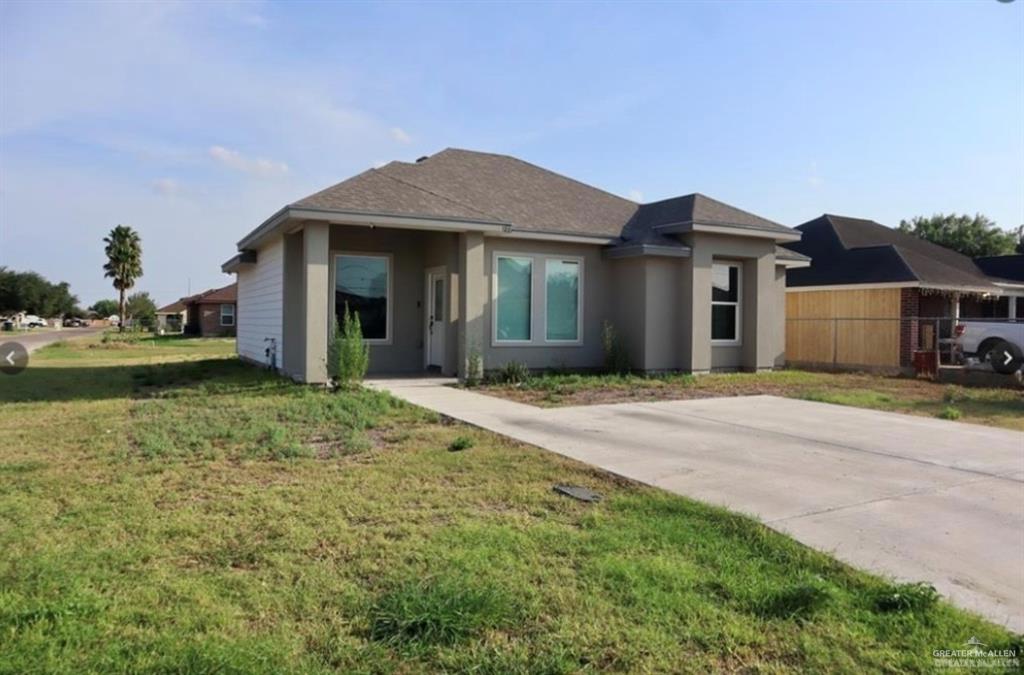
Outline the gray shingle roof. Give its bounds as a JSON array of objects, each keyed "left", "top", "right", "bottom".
[
  {"left": 619, "top": 193, "right": 794, "bottom": 246},
  {"left": 290, "top": 149, "right": 799, "bottom": 243},
  {"left": 295, "top": 148, "right": 637, "bottom": 237},
  {"left": 784, "top": 214, "right": 999, "bottom": 291}
]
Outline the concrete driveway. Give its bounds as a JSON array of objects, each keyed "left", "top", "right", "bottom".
[{"left": 368, "top": 378, "right": 1024, "bottom": 632}]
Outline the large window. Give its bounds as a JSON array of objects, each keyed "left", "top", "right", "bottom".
[
  {"left": 335, "top": 254, "right": 390, "bottom": 342},
  {"left": 495, "top": 256, "right": 532, "bottom": 341},
  {"left": 219, "top": 304, "right": 235, "bottom": 327},
  {"left": 545, "top": 259, "right": 580, "bottom": 342},
  {"left": 711, "top": 262, "right": 741, "bottom": 344}
]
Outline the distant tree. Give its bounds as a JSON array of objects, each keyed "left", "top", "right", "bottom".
[
  {"left": 103, "top": 225, "right": 143, "bottom": 332},
  {"left": 1016, "top": 225, "right": 1024, "bottom": 255},
  {"left": 0, "top": 267, "right": 79, "bottom": 316},
  {"left": 897, "top": 214, "right": 1017, "bottom": 258},
  {"left": 125, "top": 291, "right": 157, "bottom": 329},
  {"left": 89, "top": 299, "right": 120, "bottom": 319}
]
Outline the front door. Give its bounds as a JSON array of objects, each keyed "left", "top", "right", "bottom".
[{"left": 426, "top": 270, "right": 446, "bottom": 370}]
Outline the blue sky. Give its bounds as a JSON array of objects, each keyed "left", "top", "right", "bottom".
[{"left": 1, "top": 0, "right": 1021, "bottom": 307}]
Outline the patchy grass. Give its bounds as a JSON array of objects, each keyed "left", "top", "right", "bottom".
[
  {"left": 475, "top": 369, "right": 1024, "bottom": 430},
  {"left": 0, "top": 336, "right": 1018, "bottom": 672}
]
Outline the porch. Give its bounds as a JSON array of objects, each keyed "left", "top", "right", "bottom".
[{"left": 279, "top": 222, "right": 483, "bottom": 383}]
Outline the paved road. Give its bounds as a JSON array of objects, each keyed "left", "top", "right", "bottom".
[
  {"left": 2, "top": 326, "right": 104, "bottom": 354},
  {"left": 368, "top": 378, "right": 1024, "bottom": 632}
]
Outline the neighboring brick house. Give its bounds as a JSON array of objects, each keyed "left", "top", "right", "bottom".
[
  {"left": 782, "top": 214, "right": 1023, "bottom": 371},
  {"left": 182, "top": 283, "right": 237, "bottom": 337},
  {"left": 155, "top": 299, "right": 187, "bottom": 333}
]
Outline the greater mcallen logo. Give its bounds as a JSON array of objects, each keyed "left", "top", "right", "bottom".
[{"left": 932, "top": 636, "right": 1019, "bottom": 669}]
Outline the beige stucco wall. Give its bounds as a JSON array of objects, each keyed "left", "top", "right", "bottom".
[
  {"left": 278, "top": 222, "right": 790, "bottom": 380},
  {"left": 609, "top": 257, "right": 648, "bottom": 369}
]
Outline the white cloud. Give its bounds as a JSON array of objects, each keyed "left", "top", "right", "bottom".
[
  {"left": 208, "top": 145, "right": 289, "bottom": 176},
  {"left": 627, "top": 189, "right": 644, "bottom": 202},
  {"left": 151, "top": 177, "right": 181, "bottom": 196},
  {"left": 390, "top": 127, "right": 412, "bottom": 144}
]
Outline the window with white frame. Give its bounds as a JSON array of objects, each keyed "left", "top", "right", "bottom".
[
  {"left": 711, "top": 262, "right": 741, "bottom": 344},
  {"left": 545, "top": 259, "right": 581, "bottom": 342},
  {"left": 335, "top": 254, "right": 390, "bottom": 342},
  {"left": 495, "top": 255, "right": 532, "bottom": 342},
  {"left": 219, "top": 304, "right": 235, "bottom": 327}
]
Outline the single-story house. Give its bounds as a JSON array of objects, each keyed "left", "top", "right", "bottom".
[
  {"left": 155, "top": 300, "right": 187, "bottom": 333},
  {"left": 221, "top": 148, "right": 809, "bottom": 383},
  {"left": 181, "top": 283, "right": 237, "bottom": 337},
  {"left": 782, "top": 214, "right": 1023, "bottom": 370}
]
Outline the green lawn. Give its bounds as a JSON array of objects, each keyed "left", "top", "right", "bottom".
[
  {"left": 475, "top": 369, "right": 1024, "bottom": 431},
  {"left": 1, "top": 336, "right": 1018, "bottom": 673}
]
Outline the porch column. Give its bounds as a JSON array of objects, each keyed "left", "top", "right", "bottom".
[
  {"left": 302, "top": 222, "right": 330, "bottom": 383},
  {"left": 682, "top": 246, "right": 712, "bottom": 374},
  {"left": 741, "top": 253, "right": 775, "bottom": 371},
  {"left": 457, "top": 232, "right": 485, "bottom": 379}
]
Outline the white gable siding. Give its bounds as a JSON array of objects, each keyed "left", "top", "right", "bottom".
[{"left": 236, "top": 236, "right": 283, "bottom": 366}]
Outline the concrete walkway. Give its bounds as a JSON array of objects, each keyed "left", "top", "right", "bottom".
[{"left": 367, "top": 377, "right": 1024, "bottom": 632}]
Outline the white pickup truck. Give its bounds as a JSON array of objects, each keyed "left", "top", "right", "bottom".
[{"left": 956, "top": 320, "right": 1024, "bottom": 374}]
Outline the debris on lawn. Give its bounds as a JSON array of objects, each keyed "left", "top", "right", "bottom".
[{"left": 553, "top": 484, "right": 603, "bottom": 502}]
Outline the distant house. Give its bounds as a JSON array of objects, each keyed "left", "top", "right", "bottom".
[
  {"left": 155, "top": 300, "right": 187, "bottom": 333},
  {"left": 181, "top": 283, "right": 237, "bottom": 337},
  {"left": 782, "top": 214, "right": 1023, "bottom": 370}
]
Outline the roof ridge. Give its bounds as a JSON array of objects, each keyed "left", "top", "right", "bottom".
[
  {"left": 692, "top": 192, "right": 787, "bottom": 229},
  {"left": 637, "top": 193, "right": 695, "bottom": 208},
  {"left": 437, "top": 147, "right": 639, "bottom": 206},
  {"left": 375, "top": 165, "right": 501, "bottom": 221},
  {"left": 886, "top": 245, "right": 924, "bottom": 282}
]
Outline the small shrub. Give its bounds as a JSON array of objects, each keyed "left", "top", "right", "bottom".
[
  {"left": 465, "top": 351, "right": 483, "bottom": 387},
  {"left": 498, "top": 361, "right": 530, "bottom": 385},
  {"left": 938, "top": 405, "right": 961, "bottom": 421},
  {"left": 368, "top": 578, "right": 517, "bottom": 648},
  {"left": 328, "top": 305, "right": 370, "bottom": 387},
  {"left": 602, "top": 321, "right": 631, "bottom": 375},
  {"left": 872, "top": 581, "right": 939, "bottom": 613},
  {"left": 448, "top": 435, "right": 474, "bottom": 452}
]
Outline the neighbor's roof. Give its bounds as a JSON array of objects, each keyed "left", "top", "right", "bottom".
[
  {"left": 156, "top": 300, "right": 186, "bottom": 314},
  {"left": 783, "top": 214, "right": 999, "bottom": 291},
  {"left": 974, "top": 254, "right": 1024, "bottom": 283},
  {"left": 236, "top": 149, "right": 798, "bottom": 249},
  {"left": 181, "top": 282, "right": 237, "bottom": 305}
]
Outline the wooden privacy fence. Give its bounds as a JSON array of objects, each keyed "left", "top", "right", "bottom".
[
  {"left": 786, "top": 317, "right": 902, "bottom": 368},
  {"left": 786, "top": 288, "right": 903, "bottom": 369}
]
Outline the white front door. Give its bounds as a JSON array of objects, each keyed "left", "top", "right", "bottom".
[{"left": 427, "top": 270, "right": 446, "bottom": 369}]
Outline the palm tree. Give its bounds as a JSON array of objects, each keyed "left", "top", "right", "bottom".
[{"left": 103, "top": 225, "right": 143, "bottom": 332}]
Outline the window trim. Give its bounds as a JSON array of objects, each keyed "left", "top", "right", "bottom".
[
  {"left": 711, "top": 261, "right": 742, "bottom": 347},
  {"left": 491, "top": 253, "right": 535, "bottom": 345},
  {"left": 219, "top": 303, "right": 235, "bottom": 327},
  {"left": 543, "top": 256, "right": 584, "bottom": 345},
  {"left": 331, "top": 251, "right": 393, "bottom": 345}
]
